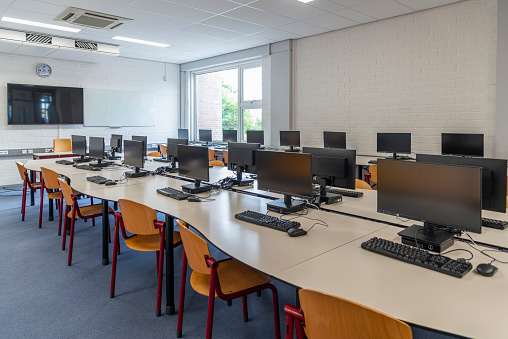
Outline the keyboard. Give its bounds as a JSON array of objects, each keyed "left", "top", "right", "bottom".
[
  {"left": 326, "top": 188, "right": 363, "bottom": 198},
  {"left": 361, "top": 237, "right": 472, "bottom": 278},
  {"left": 235, "top": 210, "right": 301, "bottom": 232},
  {"left": 482, "top": 217, "right": 508, "bottom": 230},
  {"left": 156, "top": 187, "right": 192, "bottom": 200},
  {"left": 154, "top": 158, "right": 171, "bottom": 163},
  {"left": 55, "top": 160, "right": 73, "bottom": 165},
  {"left": 368, "top": 160, "right": 377, "bottom": 164},
  {"left": 215, "top": 145, "right": 227, "bottom": 149},
  {"left": 74, "top": 165, "right": 101, "bottom": 171}
]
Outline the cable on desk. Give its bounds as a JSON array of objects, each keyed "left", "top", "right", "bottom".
[
  {"left": 464, "top": 233, "right": 508, "bottom": 264},
  {"left": 440, "top": 249, "right": 474, "bottom": 261}
]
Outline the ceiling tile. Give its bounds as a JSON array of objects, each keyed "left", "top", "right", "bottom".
[
  {"left": 253, "top": 27, "right": 302, "bottom": 40},
  {"left": 304, "top": 12, "right": 358, "bottom": 30},
  {"left": 277, "top": 21, "right": 328, "bottom": 36},
  {"left": 224, "top": 6, "right": 294, "bottom": 28},
  {"left": 352, "top": 0, "right": 413, "bottom": 20},
  {"left": 182, "top": 23, "right": 244, "bottom": 40},
  {"left": 200, "top": 15, "right": 264, "bottom": 34},
  {"left": 250, "top": 0, "right": 327, "bottom": 21},
  {"left": 160, "top": 30, "right": 227, "bottom": 45},
  {"left": 130, "top": 0, "right": 215, "bottom": 23},
  {"left": 163, "top": 0, "right": 242, "bottom": 14},
  {"left": 115, "top": 8, "right": 193, "bottom": 29},
  {"left": 14, "top": 42, "right": 58, "bottom": 57},
  {"left": 109, "top": 21, "right": 174, "bottom": 37},
  {"left": 34, "top": 0, "right": 125, "bottom": 14},
  {"left": 394, "top": 0, "right": 461, "bottom": 11},
  {"left": 330, "top": 0, "right": 376, "bottom": 6},
  {"left": 0, "top": 39, "right": 22, "bottom": 53},
  {"left": 334, "top": 8, "right": 376, "bottom": 23},
  {"left": 308, "top": 0, "right": 346, "bottom": 12},
  {"left": 46, "top": 46, "right": 91, "bottom": 60},
  {"left": 229, "top": 0, "right": 259, "bottom": 5},
  {"left": 11, "top": 0, "right": 66, "bottom": 16}
]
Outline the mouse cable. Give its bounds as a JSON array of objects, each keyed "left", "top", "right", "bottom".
[
  {"left": 440, "top": 249, "right": 474, "bottom": 261},
  {"left": 464, "top": 233, "right": 508, "bottom": 264}
]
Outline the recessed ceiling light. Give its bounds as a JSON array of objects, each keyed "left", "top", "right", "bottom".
[
  {"left": 297, "top": 0, "right": 314, "bottom": 3},
  {"left": 1, "top": 16, "right": 81, "bottom": 33},
  {"left": 112, "top": 36, "right": 169, "bottom": 48}
]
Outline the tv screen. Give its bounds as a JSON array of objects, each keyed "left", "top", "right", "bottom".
[{"left": 7, "top": 83, "right": 83, "bottom": 125}]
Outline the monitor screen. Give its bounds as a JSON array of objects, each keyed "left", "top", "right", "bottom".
[
  {"left": 256, "top": 150, "right": 313, "bottom": 199},
  {"left": 178, "top": 129, "right": 189, "bottom": 139},
  {"left": 416, "top": 154, "right": 507, "bottom": 213},
  {"left": 177, "top": 145, "right": 210, "bottom": 182},
  {"left": 167, "top": 138, "right": 188, "bottom": 158},
  {"left": 280, "top": 131, "right": 300, "bottom": 147},
  {"left": 124, "top": 140, "right": 145, "bottom": 169},
  {"left": 223, "top": 130, "right": 237, "bottom": 143},
  {"left": 377, "top": 133, "right": 411, "bottom": 154},
  {"left": 71, "top": 135, "right": 86, "bottom": 156},
  {"left": 246, "top": 130, "right": 264, "bottom": 144},
  {"left": 323, "top": 131, "right": 346, "bottom": 149},
  {"left": 377, "top": 159, "right": 482, "bottom": 233},
  {"left": 89, "top": 137, "right": 104, "bottom": 160},
  {"left": 227, "top": 142, "right": 261, "bottom": 174},
  {"left": 303, "top": 147, "right": 356, "bottom": 189},
  {"left": 110, "top": 134, "right": 122, "bottom": 152},
  {"left": 132, "top": 136, "right": 147, "bottom": 155},
  {"left": 441, "top": 133, "right": 484, "bottom": 157},
  {"left": 199, "top": 129, "right": 212, "bottom": 142}
]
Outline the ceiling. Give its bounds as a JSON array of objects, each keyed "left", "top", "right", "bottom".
[{"left": 0, "top": 0, "right": 464, "bottom": 64}]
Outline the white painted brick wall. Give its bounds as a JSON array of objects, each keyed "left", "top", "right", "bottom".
[
  {"left": 0, "top": 54, "right": 179, "bottom": 186},
  {"left": 293, "top": 0, "right": 497, "bottom": 157}
]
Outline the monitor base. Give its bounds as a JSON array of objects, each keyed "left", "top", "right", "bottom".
[
  {"left": 267, "top": 198, "right": 305, "bottom": 214},
  {"left": 125, "top": 170, "right": 148, "bottom": 178},
  {"left": 319, "top": 193, "right": 342, "bottom": 205},
  {"left": 182, "top": 183, "right": 211, "bottom": 194},
  {"left": 398, "top": 225, "right": 454, "bottom": 253},
  {"left": 285, "top": 148, "right": 300, "bottom": 152},
  {"left": 74, "top": 157, "right": 90, "bottom": 163},
  {"left": 232, "top": 179, "right": 254, "bottom": 187}
]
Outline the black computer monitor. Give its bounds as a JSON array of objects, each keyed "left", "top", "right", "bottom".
[
  {"left": 124, "top": 140, "right": 146, "bottom": 178},
  {"left": 110, "top": 134, "right": 122, "bottom": 153},
  {"left": 178, "top": 129, "right": 189, "bottom": 139},
  {"left": 256, "top": 150, "right": 313, "bottom": 214},
  {"left": 377, "top": 159, "right": 482, "bottom": 252},
  {"left": 441, "top": 133, "right": 484, "bottom": 157},
  {"left": 166, "top": 138, "right": 188, "bottom": 171},
  {"left": 178, "top": 145, "right": 211, "bottom": 194},
  {"left": 280, "top": 131, "right": 300, "bottom": 152},
  {"left": 89, "top": 137, "right": 105, "bottom": 165},
  {"left": 223, "top": 130, "right": 237, "bottom": 143},
  {"left": 377, "top": 133, "right": 411, "bottom": 158},
  {"left": 246, "top": 130, "right": 264, "bottom": 145},
  {"left": 227, "top": 142, "right": 261, "bottom": 186},
  {"left": 199, "top": 129, "right": 212, "bottom": 144},
  {"left": 132, "top": 135, "right": 147, "bottom": 156},
  {"left": 303, "top": 147, "right": 356, "bottom": 204},
  {"left": 323, "top": 131, "right": 346, "bottom": 149},
  {"left": 416, "top": 154, "right": 507, "bottom": 214},
  {"left": 71, "top": 135, "right": 87, "bottom": 161}
]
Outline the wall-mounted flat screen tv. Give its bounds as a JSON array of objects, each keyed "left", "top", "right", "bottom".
[{"left": 7, "top": 83, "right": 84, "bottom": 125}]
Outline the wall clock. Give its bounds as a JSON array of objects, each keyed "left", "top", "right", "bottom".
[{"left": 36, "top": 63, "right": 52, "bottom": 78}]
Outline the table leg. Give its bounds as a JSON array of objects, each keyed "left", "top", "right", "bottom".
[
  {"left": 166, "top": 214, "right": 175, "bottom": 315},
  {"left": 357, "top": 164, "right": 363, "bottom": 180},
  {"left": 295, "top": 287, "right": 300, "bottom": 307},
  {"left": 30, "top": 171, "right": 35, "bottom": 206},
  {"left": 102, "top": 200, "right": 110, "bottom": 265}
]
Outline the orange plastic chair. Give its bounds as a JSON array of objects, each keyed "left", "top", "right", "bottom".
[
  {"left": 284, "top": 289, "right": 412, "bottom": 339},
  {"left": 364, "top": 164, "right": 378, "bottom": 189},
  {"left": 53, "top": 138, "right": 72, "bottom": 152},
  {"left": 147, "top": 151, "right": 161, "bottom": 157},
  {"left": 39, "top": 167, "right": 63, "bottom": 231},
  {"left": 15, "top": 161, "right": 42, "bottom": 221},
  {"left": 222, "top": 150, "right": 228, "bottom": 165},
  {"left": 208, "top": 148, "right": 217, "bottom": 161},
  {"left": 355, "top": 179, "right": 373, "bottom": 190},
  {"left": 58, "top": 178, "right": 114, "bottom": 266},
  {"left": 111, "top": 199, "right": 182, "bottom": 316},
  {"left": 176, "top": 220, "right": 280, "bottom": 339},
  {"left": 160, "top": 144, "right": 167, "bottom": 157}
]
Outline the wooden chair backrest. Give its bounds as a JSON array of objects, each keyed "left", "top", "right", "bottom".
[
  {"left": 57, "top": 178, "right": 74, "bottom": 207},
  {"left": 369, "top": 164, "right": 378, "bottom": 182},
  {"left": 160, "top": 144, "right": 167, "bottom": 156},
  {"left": 41, "top": 167, "right": 61, "bottom": 190},
  {"left": 15, "top": 161, "right": 27, "bottom": 181},
  {"left": 147, "top": 151, "right": 161, "bottom": 157},
  {"left": 355, "top": 179, "right": 373, "bottom": 190},
  {"left": 118, "top": 199, "right": 159, "bottom": 235},
  {"left": 177, "top": 220, "right": 211, "bottom": 275},
  {"left": 53, "top": 138, "right": 72, "bottom": 152},
  {"left": 223, "top": 150, "right": 228, "bottom": 164},
  {"left": 299, "top": 289, "right": 412, "bottom": 339},
  {"left": 208, "top": 148, "right": 216, "bottom": 161}
]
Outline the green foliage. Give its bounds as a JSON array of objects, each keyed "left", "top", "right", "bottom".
[{"left": 222, "top": 81, "right": 262, "bottom": 135}]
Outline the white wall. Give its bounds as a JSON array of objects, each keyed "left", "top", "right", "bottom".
[
  {"left": 0, "top": 54, "right": 179, "bottom": 186},
  {"left": 293, "top": 0, "right": 497, "bottom": 156}
]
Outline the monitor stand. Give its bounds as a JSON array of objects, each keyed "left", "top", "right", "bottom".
[
  {"left": 90, "top": 159, "right": 110, "bottom": 168},
  {"left": 167, "top": 158, "right": 178, "bottom": 173},
  {"left": 285, "top": 146, "right": 300, "bottom": 152},
  {"left": 317, "top": 185, "right": 341, "bottom": 205},
  {"left": 125, "top": 168, "right": 148, "bottom": 178},
  {"left": 232, "top": 166, "right": 253, "bottom": 186},
  {"left": 398, "top": 223, "right": 454, "bottom": 253},
  {"left": 182, "top": 179, "right": 211, "bottom": 194},
  {"left": 74, "top": 156, "right": 90, "bottom": 163},
  {"left": 267, "top": 194, "right": 306, "bottom": 214},
  {"left": 109, "top": 150, "right": 121, "bottom": 160}
]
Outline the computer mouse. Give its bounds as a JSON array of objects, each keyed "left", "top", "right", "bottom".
[
  {"left": 105, "top": 181, "right": 117, "bottom": 186},
  {"left": 287, "top": 228, "right": 307, "bottom": 237},
  {"left": 476, "top": 263, "right": 498, "bottom": 277},
  {"left": 187, "top": 196, "right": 201, "bottom": 202}
]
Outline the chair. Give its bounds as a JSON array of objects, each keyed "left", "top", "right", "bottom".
[
  {"left": 147, "top": 151, "right": 161, "bottom": 157},
  {"left": 208, "top": 148, "right": 217, "bottom": 161},
  {"left": 222, "top": 150, "right": 228, "bottom": 165},
  {"left": 176, "top": 220, "right": 280, "bottom": 339},
  {"left": 364, "top": 164, "right": 378, "bottom": 189},
  {"left": 110, "top": 199, "right": 182, "bottom": 316},
  {"left": 53, "top": 138, "right": 72, "bottom": 152},
  {"left": 284, "top": 289, "right": 412, "bottom": 339},
  {"left": 58, "top": 178, "right": 114, "bottom": 266},
  {"left": 39, "top": 167, "right": 63, "bottom": 231},
  {"left": 355, "top": 179, "right": 373, "bottom": 190},
  {"left": 160, "top": 144, "right": 167, "bottom": 157},
  {"left": 15, "top": 161, "right": 43, "bottom": 221}
]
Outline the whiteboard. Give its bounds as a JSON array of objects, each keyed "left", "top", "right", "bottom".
[{"left": 84, "top": 89, "right": 155, "bottom": 127}]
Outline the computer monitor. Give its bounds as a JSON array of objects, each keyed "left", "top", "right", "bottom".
[
  {"left": 246, "top": 130, "right": 264, "bottom": 145},
  {"left": 416, "top": 154, "right": 507, "bottom": 214},
  {"left": 280, "top": 131, "right": 301, "bottom": 152},
  {"left": 377, "top": 159, "right": 482, "bottom": 252},
  {"left": 166, "top": 138, "right": 188, "bottom": 172},
  {"left": 323, "top": 131, "right": 346, "bottom": 149},
  {"left": 441, "top": 133, "right": 484, "bottom": 157},
  {"left": 227, "top": 142, "right": 261, "bottom": 186},
  {"left": 303, "top": 147, "right": 356, "bottom": 204},
  {"left": 178, "top": 129, "right": 189, "bottom": 139},
  {"left": 223, "top": 130, "right": 237, "bottom": 143},
  {"left": 199, "top": 129, "right": 212, "bottom": 145},
  {"left": 110, "top": 134, "right": 122, "bottom": 153},
  {"left": 71, "top": 135, "right": 87, "bottom": 161},
  {"left": 124, "top": 140, "right": 147, "bottom": 178},
  {"left": 132, "top": 135, "right": 147, "bottom": 156},
  {"left": 256, "top": 150, "right": 313, "bottom": 214},
  {"left": 377, "top": 133, "right": 411, "bottom": 158},
  {"left": 89, "top": 137, "right": 105, "bottom": 165},
  {"left": 178, "top": 145, "right": 211, "bottom": 194}
]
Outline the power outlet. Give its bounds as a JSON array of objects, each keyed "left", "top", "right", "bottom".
[
  {"left": 28, "top": 150, "right": 33, "bottom": 154},
  {"left": 22, "top": 150, "right": 27, "bottom": 154},
  {"left": 0, "top": 151, "right": 8, "bottom": 155},
  {"left": 45, "top": 149, "right": 52, "bottom": 153},
  {"left": 151, "top": 143, "right": 157, "bottom": 148}
]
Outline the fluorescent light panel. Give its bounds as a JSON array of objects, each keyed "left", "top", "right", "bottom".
[
  {"left": 1, "top": 16, "right": 80, "bottom": 33},
  {"left": 298, "top": 0, "right": 314, "bottom": 2},
  {"left": 112, "top": 36, "right": 169, "bottom": 47}
]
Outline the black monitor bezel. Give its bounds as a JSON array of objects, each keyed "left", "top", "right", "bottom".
[
  {"left": 89, "top": 136, "right": 105, "bottom": 160},
  {"left": 166, "top": 138, "right": 188, "bottom": 159},
  {"left": 199, "top": 129, "right": 213, "bottom": 143},
  {"left": 302, "top": 147, "right": 356, "bottom": 190},
  {"left": 223, "top": 130, "right": 238, "bottom": 143},
  {"left": 377, "top": 133, "right": 411, "bottom": 154},
  {"left": 323, "top": 131, "right": 346, "bottom": 149},
  {"left": 280, "top": 131, "right": 301, "bottom": 147},
  {"left": 246, "top": 130, "right": 264, "bottom": 145},
  {"left": 132, "top": 135, "right": 147, "bottom": 156},
  {"left": 177, "top": 145, "right": 210, "bottom": 183},
  {"left": 441, "top": 133, "right": 484, "bottom": 157},
  {"left": 71, "top": 135, "right": 86, "bottom": 156},
  {"left": 124, "top": 140, "right": 145, "bottom": 169}
]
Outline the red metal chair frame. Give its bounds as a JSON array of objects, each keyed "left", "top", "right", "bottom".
[
  {"left": 17, "top": 163, "right": 42, "bottom": 221},
  {"left": 284, "top": 304, "right": 306, "bottom": 339},
  {"left": 38, "top": 174, "right": 62, "bottom": 230}
]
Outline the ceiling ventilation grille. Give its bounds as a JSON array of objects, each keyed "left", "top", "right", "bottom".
[
  {"left": 26, "top": 33, "right": 52, "bottom": 44},
  {"left": 75, "top": 40, "right": 98, "bottom": 50},
  {"left": 54, "top": 7, "right": 132, "bottom": 30}
]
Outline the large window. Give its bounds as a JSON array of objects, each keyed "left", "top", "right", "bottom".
[{"left": 194, "top": 63, "right": 262, "bottom": 142}]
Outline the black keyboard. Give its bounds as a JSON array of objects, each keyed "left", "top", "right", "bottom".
[
  {"left": 154, "top": 158, "right": 171, "bottom": 163},
  {"left": 482, "top": 217, "right": 508, "bottom": 230},
  {"left": 74, "top": 165, "right": 101, "bottom": 171},
  {"left": 235, "top": 210, "right": 301, "bottom": 232},
  {"left": 55, "top": 160, "right": 73, "bottom": 165},
  {"left": 86, "top": 176, "right": 108, "bottom": 184},
  {"left": 368, "top": 160, "right": 377, "bottom": 164},
  {"left": 156, "top": 187, "right": 191, "bottom": 200},
  {"left": 326, "top": 188, "right": 363, "bottom": 198},
  {"left": 361, "top": 237, "right": 472, "bottom": 278}
]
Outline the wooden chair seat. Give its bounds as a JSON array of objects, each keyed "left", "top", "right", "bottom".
[
  {"left": 190, "top": 259, "right": 271, "bottom": 297},
  {"left": 209, "top": 160, "right": 224, "bottom": 167},
  {"left": 355, "top": 179, "right": 373, "bottom": 190},
  {"left": 147, "top": 151, "right": 161, "bottom": 157},
  {"left": 47, "top": 191, "right": 62, "bottom": 200},
  {"left": 125, "top": 231, "right": 181, "bottom": 252},
  {"left": 68, "top": 204, "right": 113, "bottom": 219},
  {"left": 31, "top": 182, "right": 43, "bottom": 189}
]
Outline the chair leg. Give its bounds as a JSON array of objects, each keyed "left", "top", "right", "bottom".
[
  {"left": 242, "top": 295, "right": 248, "bottom": 322},
  {"left": 62, "top": 208, "right": 69, "bottom": 250},
  {"left": 58, "top": 198, "right": 63, "bottom": 236},
  {"left": 67, "top": 208, "right": 77, "bottom": 266},
  {"left": 177, "top": 251, "right": 188, "bottom": 338},
  {"left": 91, "top": 197, "right": 95, "bottom": 226},
  {"left": 39, "top": 183, "right": 45, "bottom": 228},
  {"left": 205, "top": 268, "right": 218, "bottom": 339},
  {"left": 269, "top": 285, "right": 281, "bottom": 339},
  {"left": 21, "top": 179, "right": 27, "bottom": 221},
  {"left": 285, "top": 313, "right": 294, "bottom": 339},
  {"left": 294, "top": 317, "right": 305, "bottom": 339},
  {"left": 156, "top": 251, "right": 160, "bottom": 275},
  {"left": 110, "top": 218, "right": 120, "bottom": 298},
  {"left": 156, "top": 247, "right": 164, "bottom": 317}
]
